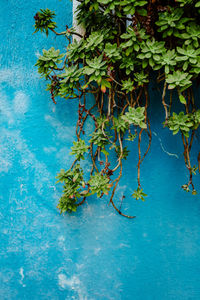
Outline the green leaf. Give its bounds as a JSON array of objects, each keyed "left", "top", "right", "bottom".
[{"left": 179, "top": 94, "right": 186, "bottom": 105}]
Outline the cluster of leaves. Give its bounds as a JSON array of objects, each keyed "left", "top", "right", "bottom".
[
  {"left": 167, "top": 110, "right": 200, "bottom": 137},
  {"left": 34, "top": 8, "right": 56, "bottom": 35},
  {"left": 95, "top": 0, "right": 148, "bottom": 17},
  {"left": 132, "top": 188, "right": 147, "bottom": 201},
  {"left": 122, "top": 107, "right": 147, "bottom": 129},
  {"left": 56, "top": 164, "right": 84, "bottom": 213},
  {"left": 70, "top": 139, "right": 89, "bottom": 160},
  {"left": 34, "top": 0, "right": 200, "bottom": 218},
  {"left": 58, "top": 66, "right": 83, "bottom": 98},
  {"left": 56, "top": 161, "right": 112, "bottom": 212},
  {"left": 89, "top": 173, "right": 112, "bottom": 197},
  {"left": 36, "top": 47, "right": 64, "bottom": 78}
]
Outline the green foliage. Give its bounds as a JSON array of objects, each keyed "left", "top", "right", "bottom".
[
  {"left": 178, "top": 23, "right": 200, "bottom": 48},
  {"left": 96, "top": 116, "right": 109, "bottom": 128},
  {"left": 167, "top": 110, "right": 200, "bottom": 138},
  {"left": 121, "top": 27, "right": 148, "bottom": 55},
  {"left": 35, "top": 47, "right": 64, "bottom": 78},
  {"left": 56, "top": 164, "right": 84, "bottom": 213},
  {"left": 89, "top": 173, "right": 111, "bottom": 197},
  {"left": 120, "top": 0, "right": 147, "bottom": 15},
  {"left": 122, "top": 107, "right": 147, "bottom": 129},
  {"left": 90, "top": 129, "right": 111, "bottom": 147},
  {"left": 97, "top": 0, "right": 147, "bottom": 16},
  {"left": 76, "top": 0, "right": 112, "bottom": 31},
  {"left": 34, "top": 9, "right": 56, "bottom": 35},
  {"left": 70, "top": 139, "right": 89, "bottom": 160},
  {"left": 138, "top": 39, "right": 166, "bottom": 68},
  {"left": 84, "top": 55, "right": 111, "bottom": 90},
  {"left": 120, "top": 55, "right": 136, "bottom": 75},
  {"left": 115, "top": 146, "right": 130, "bottom": 160},
  {"left": 67, "top": 39, "right": 85, "bottom": 62},
  {"left": 58, "top": 66, "right": 83, "bottom": 98},
  {"left": 132, "top": 188, "right": 147, "bottom": 201},
  {"left": 176, "top": 46, "right": 200, "bottom": 71},
  {"left": 134, "top": 72, "right": 149, "bottom": 86},
  {"left": 167, "top": 112, "right": 193, "bottom": 138},
  {"left": 35, "top": 0, "right": 200, "bottom": 216},
  {"left": 166, "top": 70, "right": 192, "bottom": 90},
  {"left": 85, "top": 31, "right": 104, "bottom": 52},
  {"left": 105, "top": 43, "right": 121, "bottom": 62},
  {"left": 191, "top": 110, "right": 200, "bottom": 129},
  {"left": 196, "top": 0, "right": 200, "bottom": 12},
  {"left": 112, "top": 116, "right": 128, "bottom": 133},
  {"left": 126, "top": 133, "right": 137, "bottom": 141},
  {"left": 196, "top": 1, "right": 200, "bottom": 7},
  {"left": 156, "top": 8, "right": 191, "bottom": 38},
  {"left": 158, "top": 50, "right": 177, "bottom": 74},
  {"left": 176, "top": 0, "right": 193, "bottom": 7},
  {"left": 182, "top": 184, "right": 197, "bottom": 194},
  {"left": 122, "top": 78, "right": 135, "bottom": 93}
]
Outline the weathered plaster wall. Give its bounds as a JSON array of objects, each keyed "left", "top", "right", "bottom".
[
  {"left": 73, "top": 0, "right": 85, "bottom": 39},
  {"left": 0, "top": 1, "right": 200, "bottom": 299}
]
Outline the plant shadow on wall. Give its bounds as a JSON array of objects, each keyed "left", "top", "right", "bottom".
[{"left": 34, "top": 0, "right": 200, "bottom": 219}]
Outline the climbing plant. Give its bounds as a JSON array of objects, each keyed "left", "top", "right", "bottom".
[{"left": 34, "top": 0, "right": 200, "bottom": 218}]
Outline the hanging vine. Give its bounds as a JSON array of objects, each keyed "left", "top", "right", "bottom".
[{"left": 34, "top": 0, "right": 200, "bottom": 218}]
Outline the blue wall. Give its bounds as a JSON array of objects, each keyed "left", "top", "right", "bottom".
[{"left": 1, "top": 1, "right": 200, "bottom": 299}]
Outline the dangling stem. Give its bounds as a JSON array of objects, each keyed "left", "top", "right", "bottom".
[{"left": 162, "top": 81, "right": 168, "bottom": 122}]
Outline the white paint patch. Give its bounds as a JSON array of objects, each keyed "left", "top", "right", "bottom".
[
  {"left": 0, "top": 212, "right": 4, "bottom": 220},
  {"left": 35, "top": 50, "right": 41, "bottom": 58},
  {"left": 0, "top": 87, "right": 54, "bottom": 194},
  {"left": 116, "top": 184, "right": 131, "bottom": 197},
  {"left": 19, "top": 268, "right": 26, "bottom": 287},
  {"left": 0, "top": 154, "right": 12, "bottom": 173},
  {"left": 0, "top": 144, "right": 13, "bottom": 173},
  {"left": 0, "top": 67, "right": 37, "bottom": 87},
  {"left": 45, "top": 115, "right": 75, "bottom": 141},
  {"left": 58, "top": 273, "right": 79, "bottom": 289},
  {"left": 0, "top": 90, "right": 29, "bottom": 124},
  {"left": 0, "top": 68, "right": 16, "bottom": 84},
  {"left": 43, "top": 146, "right": 57, "bottom": 153},
  {"left": 109, "top": 213, "right": 115, "bottom": 217},
  {"left": 20, "top": 184, "right": 25, "bottom": 195},
  {"left": 58, "top": 235, "right": 65, "bottom": 242},
  {"left": 58, "top": 235, "right": 68, "bottom": 251},
  {"left": 119, "top": 243, "right": 131, "bottom": 248},
  {"left": 0, "top": 269, "right": 14, "bottom": 283},
  {"left": 58, "top": 273, "right": 87, "bottom": 300},
  {"left": 0, "top": 92, "right": 14, "bottom": 124},
  {"left": 94, "top": 248, "right": 101, "bottom": 255},
  {"left": 153, "top": 131, "right": 179, "bottom": 159},
  {"left": 76, "top": 264, "right": 84, "bottom": 270},
  {"left": 1, "top": 128, "right": 52, "bottom": 196},
  {"left": 50, "top": 185, "right": 56, "bottom": 191},
  {"left": 56, "top": 147, "right": 72, "bottom": 164},
  {"left": 13, "top": 91, "right": 29, "bottom": 114}
]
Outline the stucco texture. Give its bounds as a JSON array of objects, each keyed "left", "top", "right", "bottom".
[{"left": 0, "top": 1, "right": 200, "bottom": 299}]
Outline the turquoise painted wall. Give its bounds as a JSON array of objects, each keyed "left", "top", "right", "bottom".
[{"left": 1, "top": 1, "right": 200, "bottom": 299}]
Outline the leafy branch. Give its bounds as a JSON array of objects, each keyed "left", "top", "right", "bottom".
[{"left": 34, "top": 1, "right": 200, "bottom": 218}]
